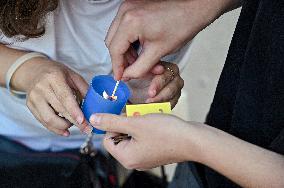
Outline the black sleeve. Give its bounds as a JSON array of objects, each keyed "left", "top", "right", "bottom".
[{"left": 270, "top": 128, "right": 284, "bottom": 155}]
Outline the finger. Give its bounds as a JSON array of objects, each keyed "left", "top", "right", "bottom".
[
  {"left": 44, "top": 88, "right": 76, "bottom": 126},
  {"left": 108, "top": 21, "right": 140, "bottom": 81},
  {"left": 125, "top": 48, "right": 137, "bottom": 65},
  {"left": 151, "top": 64, "right": 165, "bottom": 75},
  {"left": 29, "top": 97, "right": 71, "bottom": 136},
  {"left": 68, "top": 71, "right": 89, "bottom": 99},
  {"left": 105, "top": 16, "right": 121, "bottom": 48},
  {"left": 147, "top": 69, "right": 175, "bottom": 98},
  {"left": 122, "top": 45, "right": 163, "bottom": 79},
  {"left": 50, "top": 75, "right": 87, "bottom": 131},
  {"left": 89, "top": 114, "right": 136, "bottom": 135},
  {"left": 46, "top": 84, "right": 90, "bottom": 134},
  {"left": 170, "top": 90, "right": 181, "bottom": 109},
  {"left": 105, "top": 2, "right": 136, "bottom": 47},
  {"left": 146, "top": 76, "right": 182, "bottom": 104}
]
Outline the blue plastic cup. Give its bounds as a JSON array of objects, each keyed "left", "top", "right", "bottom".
[{"left": 81, "top": 75, "right": 131, "bottom": 134}]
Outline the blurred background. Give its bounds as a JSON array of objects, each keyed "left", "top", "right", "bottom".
[{"left": 163, "top": 8, "right": 242, "bottom": 180}]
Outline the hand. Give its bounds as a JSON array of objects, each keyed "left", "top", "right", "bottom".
[
  {"left": 106, "top": 0, "right": 222, "bottom": 80},
  {"left": 128, "top": 62, "right": 184, "bottom": 108},
  {"left": 89, "top": 113, "right": 197, "bottom": 170},
  {"left": 24, "top": 58, "right": 89, "bottom": 136},
  {"left": 90, "top": 114, "right": 284, "bottom": 188}
]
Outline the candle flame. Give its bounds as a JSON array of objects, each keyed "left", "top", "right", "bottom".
[{"left": 103, "top": 90, "right": 117, "bottom": 101}]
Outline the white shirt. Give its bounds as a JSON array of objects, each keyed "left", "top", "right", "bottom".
[{"left": 0, "top": 0, "right": 191, "bottom": 151}]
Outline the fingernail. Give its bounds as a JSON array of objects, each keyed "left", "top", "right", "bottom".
[
  {"left": 90, "top": 114, "right": 101, "bottom": 125},
  {"left": 76, "top": 116, "right": 84, "bottom": 124},
  {"left": 84, "top": 126, "right": 93, "bottom": 134},
  {"left": 63, "top": 131, "right": 70, "bottom": 137}
]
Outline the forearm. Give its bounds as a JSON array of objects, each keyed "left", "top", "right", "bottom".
[
  {"left": 177, "top": 0, "right": 242, "bottom": 44},
  {"left": 205, "top": 0, "right": 242, "bottom": 16},
  {"left": 0, "top": 44, "right": 48, "bottom": 92},
  {"left": 201, "top": 0, "right": 242, "bottom": 21},
  {"left": 187, "top": 123, "right": 284, "bottom": 188}
]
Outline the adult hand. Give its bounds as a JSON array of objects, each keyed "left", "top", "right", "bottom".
[
  {"left": 106, "top": 0, "right": 222, "bottom": 80},
  {"left": 89, "top": 114, "right": 284, "bottom": 188},
  {"left": 128, "top": 62, "right": 184, "bottom": 108},
  {"left": 89, "top": 113, "right": 198, "bottom": 170},
  {"left": 23, "top": 58, "right": 89, "bottom": 136}
]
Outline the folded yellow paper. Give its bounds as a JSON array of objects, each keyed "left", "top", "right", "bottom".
[{"left": 126, "top": 102, "right": 171, "bottom": 117}]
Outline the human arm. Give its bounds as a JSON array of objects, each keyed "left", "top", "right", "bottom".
[
  {"left": 89, "top": 113, "right": 284, "bottom": 188},
  {"left": 0, "top": 44, "right": 89, "bottom": 135},
  {"left": 106, "top": 0, "right": 242, "bottom": 80}
]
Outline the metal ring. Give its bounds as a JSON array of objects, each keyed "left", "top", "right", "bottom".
[{"left": 166, "top": 67, "right": 175, "bottom": 81}]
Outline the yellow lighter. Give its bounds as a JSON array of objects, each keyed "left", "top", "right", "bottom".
[{"left": 126, "top": 102, "right": 171, "bottom": 117}]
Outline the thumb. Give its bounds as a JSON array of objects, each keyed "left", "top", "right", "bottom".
[
  {"left": 89, "top": 114, "right": 136, "bottom": 135},
  {"left": 151, "top": 64, "right": 165, "bottom": 75},
  {"left": 69, "top": 72, "right": 89, "bottom": 99}
]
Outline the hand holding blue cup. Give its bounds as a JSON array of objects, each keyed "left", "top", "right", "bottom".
[{"left": 81, "top": 75, "right": 131, "bottom": 134}]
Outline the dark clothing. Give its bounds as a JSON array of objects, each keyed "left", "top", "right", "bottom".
[
  {"left": 171, "top": 0, "right": 284, "bottom": 187},
  {"left": 0, "top": 136, "right": 119, "bottom": 188}
]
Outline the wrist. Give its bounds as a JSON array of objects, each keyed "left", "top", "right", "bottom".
[
  {"left": 180, "top": 121, "right": 209, "bottom": 163},
  {"left": 11, "top": 56, "right": 51, "bottom": 92},
  {"left": 182, "top": 0, "right": 240, "bottom": 34}
]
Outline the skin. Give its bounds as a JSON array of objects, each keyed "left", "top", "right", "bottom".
[
  {"left": 90, "top": 113, "right": 284, "bottom": 188},
  {"left": 106, "top": 0, "right": 241, "bottom": 80},
  {"left": 96, "top": 0, "right": 284, "bottom": 187},
  {"left": 0, "top": 44, "right": 183, "bottom": 136}
]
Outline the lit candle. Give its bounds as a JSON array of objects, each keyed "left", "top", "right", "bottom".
[{"left": 81, "top": 75, "right": 131, "bottom": 134}]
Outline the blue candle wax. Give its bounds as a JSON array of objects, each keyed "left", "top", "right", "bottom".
[{"left": 81, "top": 75, "right": 131, "bottom": 134}]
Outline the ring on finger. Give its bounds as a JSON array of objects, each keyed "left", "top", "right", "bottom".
[{"left": 166, "top": 67, "right": 175, "bottom": 81}]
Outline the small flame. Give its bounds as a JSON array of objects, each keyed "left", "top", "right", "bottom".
[
  {"left": 102, "top": 91, "right": 117, "bottom": 101},
  {"left": 103, "top": 91, "right": 109, "bottom": 100}
]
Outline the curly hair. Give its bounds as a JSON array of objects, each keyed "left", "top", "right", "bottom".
[{"left": 0, "top": 0, "right": 58, "bottom": 39}]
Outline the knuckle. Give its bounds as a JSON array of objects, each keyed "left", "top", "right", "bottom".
[
  {"left": 133, "top": 71, "right": 145, "bottom": 79},
  {"left": 109, "top": 42, "right": 119, "bottom": 55},
  {"left": 46, "top": 71, "right": 64, "bottom": 83},
  {"left": 27, "top": 90, "right": 39, "bottom": 101},
  {"left": 58, "top": 108, "right": 67, "bottom": 116},
  {"left": 61, "top": 122, "right": 71, "bottom": 130},
  {"left": 33, "top": 82, "right": 46, "bottom": 92},
  {"left": 62, "top": 95, "right": 75, "bottom": 108},
  {"left": 119, "top": 1, "right": 131, "bottom": 12},
  {"left": 53, "top": 104, "right": 65, "bottom": 114},
  {"left": 42, "top": 116, "right": 53, "bottom": 125},
  {"left": 122, "top": 10, "right": 141, "bottom": 26}
]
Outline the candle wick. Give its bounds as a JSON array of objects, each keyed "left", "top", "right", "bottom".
[{"left": 111, "top": 81, "right": 120, "bottom": 98}]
